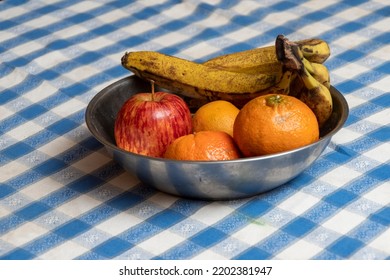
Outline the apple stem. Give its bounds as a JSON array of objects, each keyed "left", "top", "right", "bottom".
[{"left": 150, "top": 80, "right": 155, "bottom": 101}]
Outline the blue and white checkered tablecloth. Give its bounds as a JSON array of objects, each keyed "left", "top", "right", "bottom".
[{"left": 1, "top": 0, "right": 389, "bottom": 260}]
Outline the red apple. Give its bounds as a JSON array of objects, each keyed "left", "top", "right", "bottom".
[{"left": 114, "top": 91, "right": 193, "bottom": 157}]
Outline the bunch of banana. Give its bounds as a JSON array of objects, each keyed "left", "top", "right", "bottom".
[
  {"left": 121, "top": 35, "right": 332, "bottom": 125},
  {"left": 275, "top": 35, "right": 333, "bottom": 127}
]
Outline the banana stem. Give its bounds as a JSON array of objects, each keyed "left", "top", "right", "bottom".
[{"left": 275, "top": 35, "right": 302, "bottom": 71}]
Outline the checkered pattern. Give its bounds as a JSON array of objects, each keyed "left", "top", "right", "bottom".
[{"left": 1, "top": 0, "right": 389, "bottom": 260}]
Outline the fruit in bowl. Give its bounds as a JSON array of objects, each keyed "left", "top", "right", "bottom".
[
  {"left": 85, "top": 75, "right": 348, "bottom": 200},
  {"left": 114, "top": 83, "right": 192, "bottom": 158},
  {"left": 233, "top": 94, "right": 320, "bottom": 157},
  {"left": 164, "top": 130, "right": 241, "bottom": 161},
  {"left": 85, "top": 34, "right": 349, "bottom": 199}
]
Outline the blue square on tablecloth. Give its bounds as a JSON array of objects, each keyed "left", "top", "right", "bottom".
[
  {"left": 326, "top": 236, "right": 365, "bottom": 258},
  {"left": 234, "top": 247, "right": 272, "bottom": 260},
  {"left": 324, "top": 189, "right": 357, "bottom": 207},
  {"left": 91, "top": 237, "right": 131, "bottom": 259},
  {"left": 283, "top": 217, "right": 317, "bottom": 237},
  {"left": 190, "top": 227, "right": 226, "bottom": 247}
]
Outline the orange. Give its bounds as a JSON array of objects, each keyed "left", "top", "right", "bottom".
[
  {"left": 192, "top": 100, "right": 240, "bottom": 137},
  {"left": 163, "top": 130, "right": 241, "bottom": 161},
  {"left": 233, "top": 94, "right": 319, "bottom": 157}
]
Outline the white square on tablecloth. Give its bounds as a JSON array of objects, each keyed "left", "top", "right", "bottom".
[
  {"left": 96, "top": 9, "right": 131, "bottom": 24},
  {"left": 298, "top": 22, "right": 335, "bottom": 39},
  {"left": 23, "top": 14, "right": 60, "bottom": 29},
  {"left": 7, "top": 121, "right": 44, "bottom": 142},
  {"left": 0, "top": 205, "right": 10, "bottom": 219},
  {"left": 190, "top": 203, "right": 235, "bottom": 226},
  {"left": 1, "top": 222, "right": 47, "bottom": 247},
  {"left": 330, "top": 129, "right": 363, "bottom": 146},
  {"left": 1, "top": 157, "right": 34, "bottom": 183},
  {"left": 146, "top": 192, "right": 178, "bottom": 210},
  {"left": 0, "top": 30, "right": 21, "bottom": 44},
  {"left": 274, "top": 238, "right": 323, "bottom": 259},
  {"left": 277, "top": 191, "right": 321, "bottom": 216},
  {"left": 190, "top": 8, "right": 232, "bottom": 28},
  {"left": 364, "top": 142, "right": 390, "bottom": 163},
  {"left": 336, "top": 7, "right": 371, "bottom": 21},
  {"left": 369, "top": 76, "right": 390, "bottom": 92},
  {"left": 163, "top": 2, "right": 197, "bottom": 19},
  {"left": 97, "top": 212, "right": 143, "bottom": 236},
  {"left": 319, "top": 166, "right": 361, "bottom": 187},
  {"left": 363, "top": 182, "right": 390, "bottom": 206},
  {"left": 39, "top": 240, "right": 89, "bottom": 260},
  {"left": 137, "top": 230, "right": 185, "bottom": 256},
  {"left": 369, "top": 17, "right": 390, "bottom": 32},
  {"left": 108, "top": 172, "right": 141, "bottom": 192},
  {"left": 157, "top": 33, "right": 191, "bottom": 48},
  {"left": 0, "top": 5, "right": 28, "bottom": 20},
  {"left": 78, "top": 36, "right": 115, "bottom": 52},
  {"left": 231, "top": 222, "right": 277, "bottom": 246},
  {"left": 33, "top": 50, "right": 70, "bottom": 71},
  {"left": 366, "top": 227, "right": 390, "bottom": 254},
  {"left": 71, "top": 151, "right": 111, "bottom": 174},
  {"left": 302, "top": 0, "right": 338, "bottom": 10},
  {"left": 5, "top": 41, "right": 45, "bottom": 59},
  {"left": 0, "top": 66, "right": 30, "bottom": 89},
  {"left": 66, "top": 1, "right": 103, "bottom": 13},
  {"left": 0, "top": 106, "right": 13, "bottom": 122},
  {"left": 232, "top": 0, "right": 267, "bottom": 15},
  {"left": 332, "top": 63, "right": 370, "bottom": 80},
  {"left": 223, "top": 27, "right": 262, "bottom": 43},
  {"left": 321, "top": 209, "right": 366, "bottom": 235},
  {"left": 64, "top": 65, "right": 103, "bottom": 84},
  {"left": 364, "top": 106, "right": 390, "bottom": 126},
  {"left": 191, "top": 249, "right": 225, "bottom": 260},
  {"left": 23, "top": 82, "right": 58, "bottom": 104},
  {"left": 182, "top": 42, "right": 221, "bottom": 60},
  {"left": 21, "top": 177, "right": 64, "bottom": 200},
  {"left": 121, "top": 20, "right": 158, "bottom": 36},
  {"left": 332, "top": 33, "right": 370, "bottom": 50},
  {"left": 263, "top": 11, "right": 300, "bottom": 26},
  {"left": 38, "top": 136, "right": 77, "bottom": 157},
  {"left": 56, "top": 194, "right": 102, "bottom": 218},
  {"left": 60, "top": 25, "right": 90, "bottom": 39}
]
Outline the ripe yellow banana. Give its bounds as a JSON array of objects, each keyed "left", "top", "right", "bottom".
[
  {"left": 296, "top": 38, "right": 331, "bottom": 64},
  {"left": 121, "top": 51, "right": 283, "bottom": 103},
  {"left": 203, "top": 46, "right": 281, "bottom": 75},
  {"left": 303, "top": 59, "right": 330, "bottom": 88},
  {"left": 202, "top": 38, "right": 330, "bottom": 75},
  {"left": 297, "top": 67, "right": 333, "bottom": 128}
]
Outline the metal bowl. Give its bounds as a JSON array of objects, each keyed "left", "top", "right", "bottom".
[{"left": 85, "top": 75, "right": 349, "bottom": 200}]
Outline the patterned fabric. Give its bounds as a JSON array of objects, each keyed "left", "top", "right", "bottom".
[{"left": 1, "top": 0, "right": 389, "bottom": 260}]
